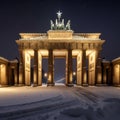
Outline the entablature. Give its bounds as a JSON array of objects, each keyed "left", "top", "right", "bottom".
[{"left": 16, "top": 40, "right": 105, "bottom": 50}]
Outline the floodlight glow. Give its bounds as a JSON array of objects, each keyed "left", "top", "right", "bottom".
[
  {"left": 44, "top": 73, "right": 48, "bottom": 78},
  {"left": 73, "top": 72, "right": 76, "bottom": 76}
]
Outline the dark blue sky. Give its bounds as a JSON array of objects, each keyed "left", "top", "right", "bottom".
[{"left": 0, "top": 0, "right": 120, "bottom": 60}]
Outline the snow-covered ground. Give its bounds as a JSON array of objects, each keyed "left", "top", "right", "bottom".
[{"left": 0, "top": 85, "right": 120, "bottom": 120}]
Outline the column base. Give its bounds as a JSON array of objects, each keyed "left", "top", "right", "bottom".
[
  {"left": 66, "top": 83, "right": 74, "bottom": 87},
  {"left": 18, "top": 84, "right": 25, "bottom": 86},
  {"left": 0, "top": 85, "right": 9, "bottom": 87},
  {"left": 47, "top": 83, "right": 55, "bottom": 86},
  {"left": 14, "top": 84, "right": 19, "bottom": 86},
  {"left": 96, "top": 84, "right": 107, "bottom": 86},
  {"left": 31, "top": 84, "right": 38, "bottom": 87},
  {"left": 82, "top": 84, "right": 88, "bottom": 87},
  {"left": 113, "top": 84, "right": 120, "bottom": 87},
  {"left": 88, "top": 84, "right": 95, "bottom": 86},
  {"left": 76, "top": 84, "right": 82, "bottom": 86}
]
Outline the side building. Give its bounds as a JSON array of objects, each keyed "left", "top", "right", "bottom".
[{"left": 0, "top": 57, "right": 19, "bottom": 87}]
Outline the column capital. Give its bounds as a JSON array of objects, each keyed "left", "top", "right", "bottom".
[{"left": 34, "top": 49, "right": 39, "bottom": 51}]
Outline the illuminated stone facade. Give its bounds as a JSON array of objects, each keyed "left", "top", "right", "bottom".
[
  {"left": 0, "top": 11, "right": 119, "bottom": 87},
  {"left": 112, "top": 58, "right": 120, "bottom": 86},
  {"left": 15, "top": 29, "right": 105, "bottom": 86},
  {"left": 0, "top": 57, "right": 18, "bottom": 87}
]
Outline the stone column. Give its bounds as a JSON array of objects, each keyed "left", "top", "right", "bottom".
[
  {"left": 96, "top": 51, "right": 102, "bottom": 85},
  {"left": 19, "top": 50, "right": 24, "bottom": 86},
  {"left": 47, "top": 49, "right": 54, "bottom": 86},
  {"left": 82, "top": 50, "right": 87, "bottom": 86},
  {"left": 66, "top": 49, "right": 73, "bottom": 87},
  {"left": 103, "top": 64, "right": 107, "bottom": 84},
  {"left": 65, "top": 55, "right": 68, "bottom": 85},
  {"left": 14, "top": 66, "right": 18, "bottom": 86},
  {"left": 76, "top": 51, "right": 82, "bottom": 85},
  {"left": 38, "top": 53, "right": 42, "bottom": 86},
  {"left": 1, "top": 64, "right": 8, "bottom": 87},
  {"left": 0, "top": 63, "right": 2, "bottom": 87},
  {"left": 33, "top": 49, "right": 38, "bottom": 86}
]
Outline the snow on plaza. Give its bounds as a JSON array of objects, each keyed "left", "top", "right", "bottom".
[{"left": 0, "top": 85, "right": 120, "bottom": 120}]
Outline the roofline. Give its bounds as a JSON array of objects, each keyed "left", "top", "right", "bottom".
[{"left": 112, "top": 57, "right": 120, "bottom": 62}]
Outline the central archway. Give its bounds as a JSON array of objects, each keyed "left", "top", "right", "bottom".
[
  {"left": 53, "top": 50, "right": 67, "bottom": 85},
  {"left": 54, "top": 58, "right": 66, "bottom": 85}
]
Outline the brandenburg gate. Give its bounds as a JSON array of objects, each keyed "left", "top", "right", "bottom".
[{"left": 16, "top": 11, "right": 105, "bottom": 86}]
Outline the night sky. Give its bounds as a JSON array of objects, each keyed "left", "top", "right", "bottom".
[{"left": 0, "top": 0, "right": 120, "bottom": 61}]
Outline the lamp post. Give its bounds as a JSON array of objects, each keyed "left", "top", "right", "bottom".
[
  {"left": 44, "top": 73, "right": 48, "bottom": 78},
  {"left": 73, "top": 72, "right": 76, "bottom": 76},
  {"left": 44, "top": 73, "right": 48, "bottom": 84},
  {"left": 73, "top": 72, "right": 76, "bottom": 84}
]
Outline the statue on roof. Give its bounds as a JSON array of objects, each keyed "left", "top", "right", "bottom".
[
  {"left": 57, "top": 11, "right": 62, "bottom": 20},
  {"left": 50, "top": 20, "right": 55, "bottom": 30},
  {"left": 50, "top": 11, "right": 71, "bottom": 30},
  {"left": 66, "top": 20, "right": 71, "bottom": 30}
]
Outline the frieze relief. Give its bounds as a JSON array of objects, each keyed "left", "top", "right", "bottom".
[{"left": 17, "top": 41, "right": 103, "bottom": 50}]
